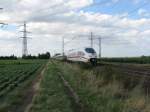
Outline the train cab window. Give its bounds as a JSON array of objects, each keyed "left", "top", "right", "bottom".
[{"left": 85, "top": 48, "right": 96, "bottom": 53}]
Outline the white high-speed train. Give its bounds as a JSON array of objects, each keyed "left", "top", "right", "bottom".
[
  {"left": 66, "top": 47, "right": 97, "bottom": 65},
  {"left": 53, "top": 53, "right": 67, "bottom": 60}
]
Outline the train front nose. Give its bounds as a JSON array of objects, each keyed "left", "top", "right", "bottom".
[{"left": 90, "top": 58, "right": 97, "bottom": 65}]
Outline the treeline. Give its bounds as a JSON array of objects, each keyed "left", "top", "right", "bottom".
[
  {"left": 0, "top": 52, "right": 51, "bottom": 60},
  {"left": 99, "top": 56, "right": 150, "bottom": 64},
  {"left": 0, "top": 55, "right": 17, "bottom": 60},
  {"left": 22, "top": 52, "right": 51, "bottom": 59}
]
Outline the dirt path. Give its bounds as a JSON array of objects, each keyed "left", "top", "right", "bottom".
[
  {"left": 58, "top": 73, "right": 90, "bottom": 112},
  {"left": 16, "top": 61, "right": 49, "bottom": 112},
  {"left": 51, "top": 61, "right": 90, "bottom": 112}
]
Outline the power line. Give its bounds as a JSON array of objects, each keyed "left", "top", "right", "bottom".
[
  {"left": 90, "top": 0, "right": 149, "bottom": 18},
  {"left": 128, "top": 1, "right": 150, "bottom": 17},
  {"left": 90, "top": 0, "right": 121, "bottom": 9},
  {"left": 109, "top": 1, "right": 120, "bottom": 9},
  {"left": 60, "top": 32, "right": 136, "bottom": 58},
  {"left": 62, "top": 36, "right": 64, "bottom": 56},
  {"left": 91, "top": 34, "right": 133, "bottom": 58},
  {"left": 90, "top": 32, "right": 93, "bottom": 48},
  {"left": 32, "top": 2, "right": 65, "bottom": 14},
  {"left": 34, "top": 1, "right": 107, "bottom": 16},
  {"left": 64, "top": 32, "right": 101, "bottom": 48},
  {"left": 20, "top": 21, "right": 31, "bottom": 57},
  {"left": 64, "top": 36, "right": 78, "bottom": 45},
  {"left": 62, "top": 35, "right": 79, "bottom": 56},
  {"left": 98, "top": 37, "right": 101, "bottom": 58},
  {"left": 88, "top": 0, "right": 109, "bottom": 7},
  {"left": 0, "top": 8, "right": 7, "bottom": 28},
  {"left": 62, "top": 32, "right": 102, "bottom": 57}
]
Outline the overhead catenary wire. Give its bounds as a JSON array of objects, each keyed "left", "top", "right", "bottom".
[
  {"left": 64, "top": 36, "right": 78, "bottom": 45},
  {"left": 62, "top": 31, "right": 135, "bottom": 45}
]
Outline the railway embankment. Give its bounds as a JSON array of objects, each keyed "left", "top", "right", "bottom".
[{"left": 29, "top": 61, "right": 150, "bottom": 112}]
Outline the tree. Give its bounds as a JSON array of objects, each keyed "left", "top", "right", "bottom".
[{"left": 38, "top": 52, "right": 51, "bottom": 59}]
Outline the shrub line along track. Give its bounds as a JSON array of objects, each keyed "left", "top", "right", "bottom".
[
  {"left": 51, "top": 61, "right": 88, "bottom": 112},
  {"left": 98, "top": 63, "right": 150, "bottom": 82}
]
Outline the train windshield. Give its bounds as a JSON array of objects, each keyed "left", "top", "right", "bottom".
[{"left": 85, "top": 48, "right": 96, "bottom": 53}]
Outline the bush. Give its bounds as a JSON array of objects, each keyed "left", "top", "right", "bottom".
[
  {"left": 99, "top": 56, "right": 150, "bottom": 64},
  {"left": 22, "top": 52, "right": 51, "bottom": 59}
]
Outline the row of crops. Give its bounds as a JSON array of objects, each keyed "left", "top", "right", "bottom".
[
  {"left": 99, "top": 56, "right": 150, "bottom": 64},
  {"left": 0, "top": 60, "right": 47, "bottom": 98}
]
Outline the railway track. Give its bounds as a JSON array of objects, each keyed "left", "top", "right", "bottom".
[
  {"left": 98, "top": 62, "right": 150, "bottom": 79},
  {"left": 97, "top": 62, "right": 150, "bottom": 94}
]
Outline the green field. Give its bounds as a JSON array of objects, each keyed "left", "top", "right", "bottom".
[
  {"left": 29, "top": 61, "right": 150, "bottom": 112},
  {"left": 29, "top": 62, "right": 73, "bottom": 112},
  {"left": 0, "top": 60, "right": 47, "bottom": 112},
  {"left": 0, "top": 60, "right": 150, "bottom": 112}
]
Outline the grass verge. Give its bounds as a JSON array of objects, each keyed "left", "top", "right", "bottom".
[
  {"left": 57, "top": 62, "right": 150, "bottom": 112},
  {"left": 29, "top": 62, "right": 73, "bottom": 112}
]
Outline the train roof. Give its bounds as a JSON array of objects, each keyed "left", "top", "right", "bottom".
[{"left": 66, "top": 47, "right": 96, "bottom": 54}]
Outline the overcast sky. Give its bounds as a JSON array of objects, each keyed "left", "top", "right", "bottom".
[{"left": 0, "top": 0, "right": 149, "bottom": 57}]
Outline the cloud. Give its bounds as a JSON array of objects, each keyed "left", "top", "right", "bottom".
[
  {"left": 133, "top": 0, "right": 141, "bottom": 4},
  {"left": 133, "top": 0, "right": 148, "bottom": 4},
  {"left": 138, "top": 8, "right": 150, "bottom": 17},
  {"left": 112, "top": 0, "right": 119, "bottom": 3},
  {"left": 0, "top": 0, "right": 149, "bottom": 57},
  {"left": 65, "top": 0, "right": 93, "bottom": 9}
]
